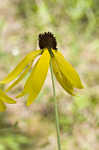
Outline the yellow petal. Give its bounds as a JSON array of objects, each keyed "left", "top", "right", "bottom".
[
  {"left": 6, "top": 62, "right": 32, "bottom": 92},
  {"left": 16, "top": 62, "right": 38, "bottom": 98},
  {"left": 18, "top": 49, "right": 50, "bottom": 105},
  {"left": 0, "top": 50, "right": 41, "bottom": 84},
  {"left": 53, "top": 50, "right": 84, "bottom": 89},
  {"left": 0, "top": 89, "right": 16, "bottom": 104},
  {"left": 27, "top": 92, "right": 37, "bottom": 106},
  {"left": 0, "top": 100, "right": 6, "bottom": 112},
  {"left": 52, "top": 58, "right": 75, "bottom": 95},
  {"left": 16, "top": 91, "right": 25, "bottom": 98},
  {"left": 26, "top": 49, "right": 50, "bottom": 105}
]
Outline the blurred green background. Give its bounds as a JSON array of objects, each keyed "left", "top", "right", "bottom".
[{"left": 0, "top": 0, "right": 99, "bottom": 150}]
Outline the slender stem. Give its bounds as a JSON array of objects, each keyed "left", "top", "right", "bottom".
[{"left": 50, "top": 60, "right": 61, "bottom": 150}]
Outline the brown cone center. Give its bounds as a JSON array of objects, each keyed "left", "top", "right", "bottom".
[{"left": 39, "top": 32, "right": 57, "bottom": 50}]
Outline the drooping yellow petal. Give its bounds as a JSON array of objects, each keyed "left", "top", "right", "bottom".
[
  {"left": 0, "top": 89, "right": 16, "bottom": 104},
  {"left": 0, "top": 100, "right": 6, "bottom": 112},
  {"left": 16, "top": 91, "right": 25, "bottom": 98},
  {"left": 53, "top": 50, "right": 84, "bottom": 89},
  {"left": 16, "top": 61, "right": 38, "bottom": 98},
  {"left": 6, "top": 62, "right": 32, "bottom": 92},
  {"left": 0, "top": 50, "right": 41, "bottom": 84},
  {"left": 17, "top": 49, "right": 50, "bottom": 106},
  {"left": 26, "top": 49, "right": 50, "bottom": 105},
  {"left": 27, "top": 92, "right": 38, "bottom": 106},
  {"left": 52, "top": 58, "right": 75, "bottom": 95}
]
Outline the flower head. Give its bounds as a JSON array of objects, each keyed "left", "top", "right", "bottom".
[
  {"left": 0, "top": 89, "right": 16, "bottom": 111},
  {"left": 39, "top": 32, "right": 57, "bottom": 50},
  {"left": 0, "top": 32, "right": 84, "bottom": 106}
]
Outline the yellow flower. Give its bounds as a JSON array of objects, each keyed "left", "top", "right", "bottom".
[
  {"left": 0, "top": 32, "right": 84, "bottom": 106},
  {"left": 0, "top": 89, "right": 16, "bottom": 111}
]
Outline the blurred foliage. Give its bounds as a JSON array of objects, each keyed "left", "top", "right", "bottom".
[
  {"left": 0, "top": 113, "right": 33, "bottom": 150},
  {"left": 13, "top": 0, "right": 99, "bottom": 35},
  {"left": 0, "top": 132, "right": 32, "bottom": 150}
]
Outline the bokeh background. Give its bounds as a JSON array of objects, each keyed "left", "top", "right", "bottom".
[{"left": 0, "top": 0, "right": 99, "bottom": 150}]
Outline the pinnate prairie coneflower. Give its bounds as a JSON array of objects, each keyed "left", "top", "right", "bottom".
[{"left": 0, "top": 32, "right": 84, "bottom": 106}]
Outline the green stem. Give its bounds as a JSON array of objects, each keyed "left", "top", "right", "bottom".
[{"left": 50, "top": 60, "right": 61, "bottom": 150}]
